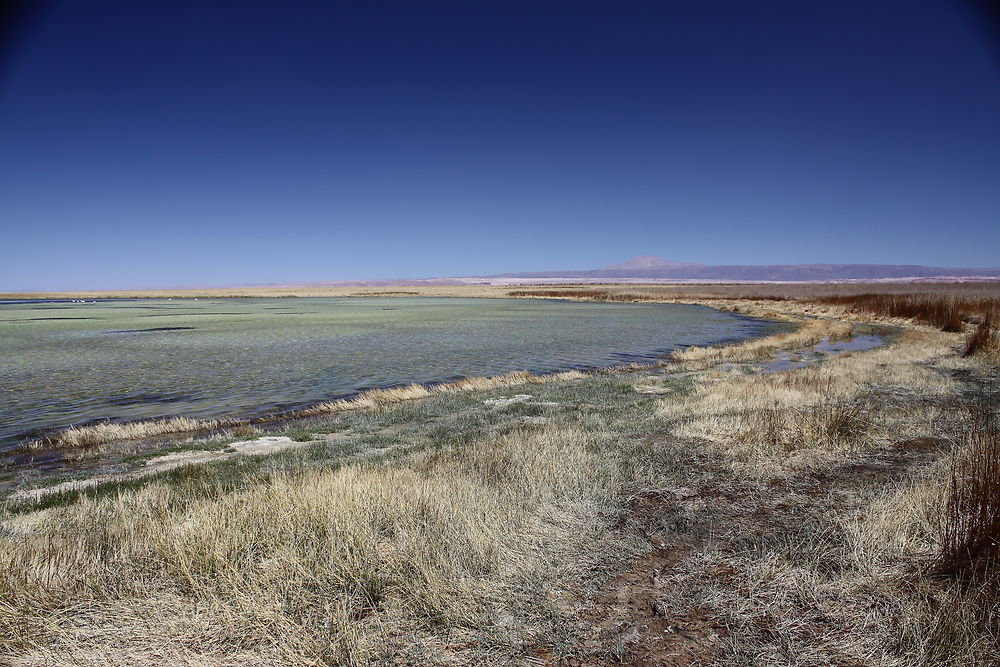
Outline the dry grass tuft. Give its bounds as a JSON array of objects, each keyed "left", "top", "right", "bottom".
[
  {"left": 28, "top": 370, "right": 590, "bottom": 450},
  {"left": 964, "top": 310, "right": 999, "bottom": 358},
  {"left": 435, "top": 370, "right": 539, "bottom": 392},
  {"left": 661, "top": 366, "right": 872, "bottom": 466},
  {"left": 32, "top": 416, "right": 225, "bottom": 450},
  {"left": 670, "top": 318, "right": 852, "bottom": 367},
  {"left": 662, "top": 329, "right": 959, "bottom": 471},
  {"left": 935, "top": 401, "right": 1000, "bottom": 579},
  {"left": 304, "top": 370, "right": 585, "bottom": 417},
  {"left": 0, "top": 425, "right": 629, "bottom": 664}
]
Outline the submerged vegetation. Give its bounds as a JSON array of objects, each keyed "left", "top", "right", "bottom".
[
  {"left": 3, "top": 295, "right": 748, "bottom": 453},
  {"left": 2, "top": 282, "right": 999, "bottom": 664},
  {"left": 25, "top": 370, "right": 590, "bottom": 453}
]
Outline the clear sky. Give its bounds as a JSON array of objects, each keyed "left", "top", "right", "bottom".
[{"left": 1, "top": 1, "right": 998, "bottom": 290}]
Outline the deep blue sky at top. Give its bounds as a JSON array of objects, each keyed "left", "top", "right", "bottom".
[{"left": 1, "top": 1, "right": 998, "bottom": 289}]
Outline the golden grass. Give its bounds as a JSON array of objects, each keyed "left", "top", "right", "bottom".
[
  {"left": 845, "top": 443, "right": 1000, "bottom": 665},
  {"left": 30, "top": 371, "right": 590, "bottom": 451},
  {"left": 661, "top": 329, "right": 963, "bottom": 472},
  {"left": 1, "top": 425, "right": 630, "bottom": 665},
  {"left": 303, "top": 370, "right": 586, "bottom": 415},
  {"left": 965, "top": 311, "right": 1000, "bottom": 358},
  {"left": 5, "top": 283, "right": 999, "bottom": 663},
  {"left": 670, "top": 318, "right": 852, "bottom": 367},
  {"left": 40, "top": 416, "right": 225, "bottom": 449}
]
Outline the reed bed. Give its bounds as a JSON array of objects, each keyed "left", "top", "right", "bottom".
[
  {"left": 810, "top": 293, "right": 1000, "bottom": 331},
  {"left": 5, "top": 283, "right": 1000, "bottom": 664},
  {"left": 508, "top": 284, "right": 1000, "bottom": 360},
  {"left": 805, "top": 292, "right": 1000, "bottom": 359}
]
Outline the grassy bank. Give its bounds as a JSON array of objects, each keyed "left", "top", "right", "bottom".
[
  {"left": 23, "top": 370, "right": 589, "bottom": 453},
  {"left": 2, "top": 285, "right": 999, "bottom": 665}
]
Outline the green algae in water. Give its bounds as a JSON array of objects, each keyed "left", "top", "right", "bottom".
[{"left": 0, "top": 297, "right": 783, "bottom": 449}]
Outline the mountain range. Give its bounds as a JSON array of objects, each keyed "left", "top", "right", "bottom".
[
  {"left": 470, "top": 257, "right": 1000, "bottom": 283},
  {"left": 271, "top": 257, "right": 1000, "bottom": 288}
]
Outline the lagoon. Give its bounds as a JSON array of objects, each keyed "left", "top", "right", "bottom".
[{"left": 0, "top": 297, "right": 783, "bottom": 450}]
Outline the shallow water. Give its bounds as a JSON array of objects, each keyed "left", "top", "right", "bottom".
[
  {"left": 0, "top": 297, "right": 784, "bottom": 450},
  {"left": 764, "top": 332, "right": 884, "bottom": 372}
]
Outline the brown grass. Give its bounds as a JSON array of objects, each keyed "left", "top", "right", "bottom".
[
  {"left": 0, "top": 425, "right": 632, "bottom": 665},
  {"left": 36, "top": 416, "right": 226, "bottom": 449},
  {"left": 6, "top": 282, "right": 1000, "bottom": 663},
  {"left": 810, "top": 293, "right": 1000, "bottom": 331},
  {"left": 28, "top": 370, "right": 589, "bottom": 451},
  {"left": 935, "top": 400, "right": 1000, "bottom": 578},
  {"left": 964, "top": 310, "right": 999, "bottom": 358},
  {"left": 670, "top": 318, "right": 852, "bottom": 367},
  {"left": 661, "top": 328, "right": 960, "bottom": 471}
]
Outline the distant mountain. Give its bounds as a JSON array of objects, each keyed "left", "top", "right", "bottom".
[
  {"left": 252, "top": 256, "right": 1000, "bottom": 290},
  {"left": 601, "top": 256, "right": 700, "bottom": 271},
  {"left": 475, "top": 256, "right": 1000, "bottom": 283}
]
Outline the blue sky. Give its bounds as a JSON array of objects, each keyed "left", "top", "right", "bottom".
[{"left": 1, "top": 1, "right": 998, "bottom": 290}]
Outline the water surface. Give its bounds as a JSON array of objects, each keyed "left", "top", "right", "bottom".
[{"left": 0, "top": 297, "right": 783, "bottom": 450}]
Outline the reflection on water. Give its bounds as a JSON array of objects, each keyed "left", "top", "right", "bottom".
[
  {"left": 764, "top": 332, "right": 884, "bottom": 372},
  {"left": 0, "top": 297, "right": 784, "bottom": 450}
]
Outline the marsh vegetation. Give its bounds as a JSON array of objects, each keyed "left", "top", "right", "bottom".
[{"left": 2, "top": 283, "right": 999, "bottom": 665}]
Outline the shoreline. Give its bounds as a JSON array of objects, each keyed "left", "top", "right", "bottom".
[
  {"left": 4, "top": 301, "right": 881, "bottom": 502},
  {"left": 4, "top": 319, "right": 892, "bottom": 505},
  {"left": 5, "top": 296, "right": 789, "bottom": 458},
  {"left": 3, "top": 284, "right": 997, "bottom": 664},
  {"left": 4, "top": 277, "right": 1000, "bottom": 301}
]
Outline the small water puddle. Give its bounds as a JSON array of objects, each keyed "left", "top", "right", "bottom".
[{"left": 764, "top": 329, "right": 886, "bottom": 373}]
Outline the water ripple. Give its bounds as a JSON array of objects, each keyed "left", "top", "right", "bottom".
[{"left": 0, "top": 296, "right": 783, "bottom": 449}]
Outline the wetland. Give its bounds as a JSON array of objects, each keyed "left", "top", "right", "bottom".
[{"left": 0, "top": 296, "right": 783, "bottom": 452}]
